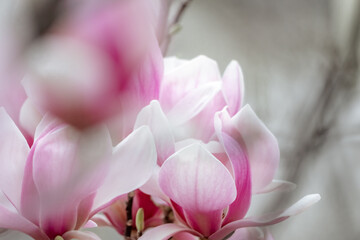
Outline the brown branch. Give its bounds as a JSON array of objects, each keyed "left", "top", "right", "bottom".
[
  {"left": 162, "top": 0, "right": 193, "bottom": 55},
  {"left": 124, "top": 191, "right": 135, "bottom": 240}
]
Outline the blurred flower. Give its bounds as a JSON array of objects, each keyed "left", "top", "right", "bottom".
[
  {"left": 0, "top": 108, "right": 156, "bottom": 239},
  {"left": 23, "top": 0, "right": 163, "bottom": 128}
]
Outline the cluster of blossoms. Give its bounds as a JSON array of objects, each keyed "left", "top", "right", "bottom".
[{"left": 0, "top": 1, "right": 320, "bottom": 240}]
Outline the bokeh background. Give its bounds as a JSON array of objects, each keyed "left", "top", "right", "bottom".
[
  {"left": 1, "top": 0, "right": 359, "bottom": 239},
  {"left": 166, "top": 1, "right": 360, "bottom": 240}
]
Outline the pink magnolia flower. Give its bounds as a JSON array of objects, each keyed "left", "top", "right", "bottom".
[
  {"left": 23, "top": 0, "right": 163, "bottom": 128},
  {"left": 0, "top": 108, "right": 156, "bottom": 240},
  {"left": 138, "top": 106, "right": 320, "bottom": 240},
  {"left": 159, "top": 55, "right": 244, "bottom": 142}
]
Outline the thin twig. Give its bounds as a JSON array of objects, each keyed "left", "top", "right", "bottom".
[
  {"left": 125, "top": 191, "right": 135, "bottom": 240},
  {"left": 162, "top": 0, "right": 193, "bottom": 55}
]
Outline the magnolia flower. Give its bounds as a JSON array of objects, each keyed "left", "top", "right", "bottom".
[
  {"left": 0, "top": 108, "right": 156, "bottom": 239},
  {"left": 137, "top": 105, "right": 320, "bottom": 240},
  {"left": 23, "top": 0, "right": 163, "bottom": 128},
  {"left": 160, "top": 55, "right": 244, "bottom": 142}
]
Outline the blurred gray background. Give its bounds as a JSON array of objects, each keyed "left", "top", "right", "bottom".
[
  {"left": 1, "top": 0, "right": 359, "bottom": 239},
  {"left": 167, "top": 1, "right": 360, "bottom": 240}
]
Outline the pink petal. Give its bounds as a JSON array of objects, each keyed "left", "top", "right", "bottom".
[
  {"left": 227, "top": 227, "right": 273, "bottom": 240},
  {"left": 62, "top": 230, "right": 101, "bottom": 240},
  {"left": 92, "top": 126, "right": 157, "bottom": 212},
  {"left": 0, "top": 200, "right": 47, "bottom": 240},
  {"left": 220, "top": 133, "right": 252, "bottom": 225},
  {"left": 222, "top": 60, "right": 244, "bottom": 116},
  {"left": 209, "top": 194, "right": 321, "bottom": 240},
  {"left": 172, "top": 231, "right": 199, "bottom": 240},
  {"left": 256, "top": 180, "right": 296, "bottom": 194},
  {"left": 159, "top": 144, "right": 237, "bottom": 236},
  {"left": 160, "top": 55, "right": 222, "bottom": 112},
  {"left": 19, "top": 98, "right": 42, "bottom": 137},
  {"left": 139, "top": 165, "right": 169, "bottom": 202},
  {"left": 134, "top": 100, "right": 175, "bottom": 165},
  {"left": 33, "top": 113, "right": 63, "bottom": 140},
  {"left": 163, "top": 57, "right": 188, "bottom": 73},
  {"left": 90, "top": 214, "right": 112, "bottom": 227},
  {"left": 0, "top": 108, "right": 29, "bottom": 210},
  {"left": 83, "top": 220, "right": 97, "bottom": 228},
  {"left": 139, "top": 224, "right": 201, "bottom": 240},
  {"left": 227, "top": 105, "right": 280, "bottom": 193},
  {"left": 214, "top": 110, "right": 251, "bottom": 224},
  {"left": 167, "top": 81, "right": 222, "bottom": 126},
  {"left": 32, "top": 125, "right": 112, "bottom": 236}
]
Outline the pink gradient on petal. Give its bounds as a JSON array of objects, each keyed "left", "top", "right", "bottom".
[
  {"left": 159, "top": 144, "right": 237, "bottom": 236},
  {"left": 231, "top": 105, "right": 280, "bottom": 193}
]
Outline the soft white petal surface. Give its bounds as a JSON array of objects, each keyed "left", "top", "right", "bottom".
[
  {"left": 92, "top": 126, "right": 157, "bottom": 212},
  {"left": 0, "top": 108, "right": 29, "bottom": 209}
]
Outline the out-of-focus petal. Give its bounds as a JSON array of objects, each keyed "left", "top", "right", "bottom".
[
  {"left": 32, "top": 125, "right": 112, "bottom": 237},
  {"left": 256, "top": 180, "right": 296, "bottom": 194},
  {"left": 232, "top": 105, "right": 280, "bottom": 193},
  {"left": 134, "top": 100, "right": 175, "bottom": 165},
  {"left": 0, "top": 108, "right": 29, "bottom": 209},
  {"left": 19, "top": 99, "right": 42, "bottom": 137},
  {"left": 33, "top": 113, "right": 62, "bottom": 140},
  {"left": 83, "top": 220, "right": 97, "bottom": 228},
  {"left": 139, "top": 224, "right": 201, "bottom": 240},
  {"left": 226, "top": 227, "right": 264, "bottom": 240},
  {"left": 92, "top": 126, "right": 157, "bottom": 212},
  {"left": 159, "top": 144, "right": 236, "bottom": 236},
  {"left": 62, "top": 230, "right": 101, "bottom": 240},
  {"left": 163, "top": 57, "right": 189, "bottom": 73},
  {"left": 91, "top": 214, "right": 112, "bottom": 227},
  {"left": 209, "top": 194, "right": 321, "bottom": 240},
  {"left": 222, "top": 60, "right": 244, "bottom": 116}
]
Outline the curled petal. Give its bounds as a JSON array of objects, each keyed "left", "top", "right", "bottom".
[
  {"left": 62, "top": 230, "right": 101, "bottom": 240},
  {"left": 139, "top": 224, "right": 201, "bottom": 240},
  {"left": 135, "top": 100, "right": 175, "bottom": 165},
  {"left": 214, "top": 110, "right": 251, "bottom": 224},
  {"left": 226, "top": 227, "right": 273, "bottom": 240},
  {"left": 222, "top": 60, "right": 244, "bottom": 116},
  {"left": 217, "top": 105, "right": 280, "bottom": 194},
  {"left": 209, "top": 194, "right": 321, "bottom": 240},
  {"left": 256, "top": 180, "right": 296, "bottom": 194}
]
